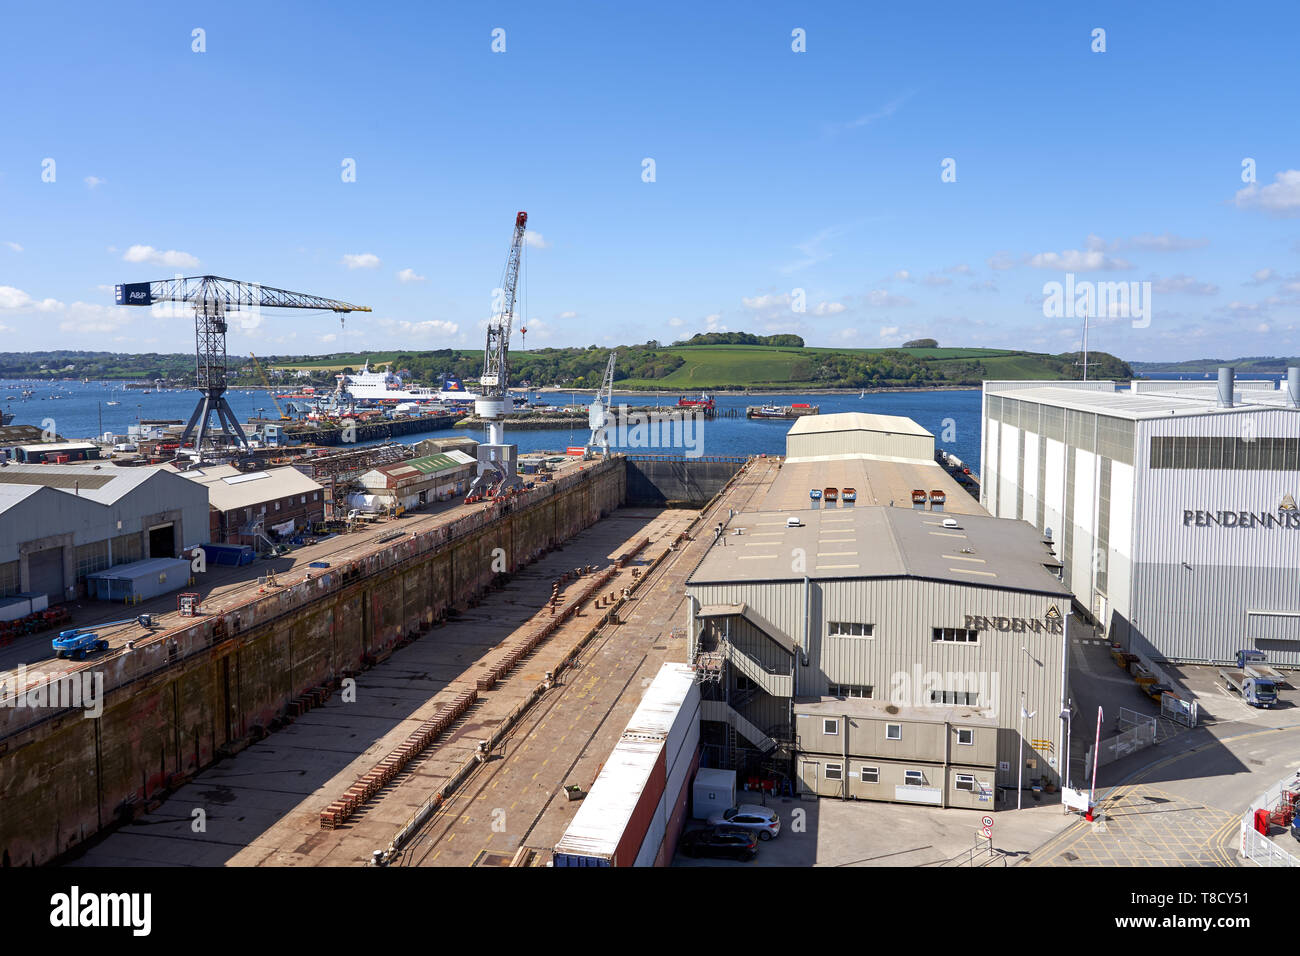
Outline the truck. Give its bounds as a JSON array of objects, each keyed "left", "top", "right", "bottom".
[
  {"left": 1237, "top": 649, "right": 1289, "bottom": 688},
  {"left": 1218, "top": 667, "right": 1279, "bottom": 708},
  {"left": 51, "top": 614, "right": 154, "bottom": 661}
]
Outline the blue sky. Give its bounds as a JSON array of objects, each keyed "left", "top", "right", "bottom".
[{"left": 2, "top": 1, "right": 1299, "bottom": 362}]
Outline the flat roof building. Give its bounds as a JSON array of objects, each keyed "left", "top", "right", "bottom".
[
  {"left": 359, "top": 451, "right": 476, "bottom": 511},
  {"left": 981, "top": 369, "right": 1300, "bottom": 665},
  {"left": 685, "top": 414, "right": 1072, "bottom": 809}
]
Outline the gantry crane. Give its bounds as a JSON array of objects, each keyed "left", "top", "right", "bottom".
[
  {"left": 468, "top": 211, "right": 528, "bottom": 497},
  {"left": 114, "top": 276, "right": 369, "bottom": 454}
]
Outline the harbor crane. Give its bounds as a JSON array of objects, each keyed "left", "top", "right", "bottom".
[
  {"left": 587, "top": 350, "right": 618, "bottom": 457},
  {"left": 468, "top": 211, "right": 528, "bottom": 498},
  {"left": 114, "top": 276, "right": 370, "bottom": 454}
]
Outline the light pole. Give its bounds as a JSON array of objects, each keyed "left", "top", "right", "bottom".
[{"left": 1017, "top": 645, "right": 1037, "bottom": 811}]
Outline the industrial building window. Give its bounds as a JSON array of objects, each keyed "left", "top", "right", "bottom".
[
  {"left": 1150, "top": 435, "right": 1300, "bottom": 470},
  {"left": 829, "top": 684, "right": 873, "bottom": 699},
  {"left": 932, "top": 627, "right": 979, "bottom": 643},
  {"left": 313, "top": 492, "right": 319, "bottom": 501},
  {"left": 886, "top": 723, "right": 902, "bottom": 740},
  {"left": 955, "top": 774, "right": 977, "bottom": 792},
  {"left": 825, "top": 763, "right": 843, "bottom": 781},
  {"left": 823, "top": 719, "right": 839, "bottom": 736},
  {"left": 861, "top": 766, "right": 879, "bottom": 784},
  {"left": 828, "top": 621, "right": 873, "bottom": 637},
  {"left": 957, "top": 728, "right": 974, "bottom": 746},
  {"left": 735, "top": 675, "right": 756, "bottom": 692},
  {"left": 111, "top": 532, "right": 142, "bottom": 566},
  {"left": 904, "top": 770, "right": 925, "bottom": 787},
  {"left": 0, "top": 560, "right": 18, "bottom": 598},
  {"left": 930, "top": 690, "right": 979, "bottom": 706},
  {"left": 301, "top": 496, "right": 306, "bottom": 504},
  {"left": 75, "top": 541, "right": 110, "bottom": 581}
]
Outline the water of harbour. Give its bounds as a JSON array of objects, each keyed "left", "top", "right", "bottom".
[{"left": 1, "top": 382, "right": 985, "bottom": 473}]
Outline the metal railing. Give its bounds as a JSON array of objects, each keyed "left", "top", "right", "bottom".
[{"left": 1238, "top": 771, "right": 1300, "bottom": 867}]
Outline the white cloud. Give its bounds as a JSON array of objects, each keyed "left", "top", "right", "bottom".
[
  {"left": 0, "top": 286, "right": 62, "bottom": 311},
  {"left": 986, "top": 251, "right": 1015, "bottom": 271},
  {"left": 944, "top": 264, "right": 973, "bottom": 275},
  {"left": 894, "top": 269, "right": 911, "bottom": 281},
  {"left": 1234, "top": 170, "right": 1300, "bottom": 217},
  {"left": 879, "top": 325, "right": 901, "bottom": 340},
  {"left": 557, "top": 310, "right": 577, "bottom": 319},
  {"left": 864, "top": 289, "right": 912, "bottom": 308},
  {"left": 1257, "top": 323, "right": 1271, "bottom": 334},
  {"left": 704, "top": 313, "right": 725, "bottom": 332},
  {"left": 826, "top": 91, "right": 915, "bottom": 135},
  {"left": 84, "top": 176, "right": 106, "bottom": 189},
  {"left": 1151, "top": 274, "right": 1218, "bottom": 295},
  {"left": 396, "top": 268, "right": 426, "bottom": 283},
  {"left": 1124, "top": 232, "right": 1209, "bottom": 251},
  {"left": 920, "top": 274, "right": 952, "bottom": 287},
  {"left": 123, "top": 244, "right": 199, "bottom": 268},
  {"left": 342, "top": 253, "right": 381, "bottom": 269},
  {"left": 1248, "top": 268, "right": 1276, "bottom": 285},
  {"left": 377, "top": 317, "right": 459, "bottom": 337},
  {"left": 969, "top": 279, "right": 998, "bottom": 293},
  {"left": 320, "top": 333, "right": 337, "bottom": 344},
  {"left": 667, "top": 316, "right": 684, "bottom": 327},
  {"left": 742, "top": 293, "right": 792, "bottom": 310},
  {"left": 837, "top": 327, "right": 858, "bottom": 340},
  {"left": 59, "top": 302, "right": 133, "bottom": 334},
  {"left": 812, "top": 301, "right": 847, "bottom": 316},
  {"left": 4, "top": 242, "right": 21, "bottom": 253},
  {"left": 523, "top": 230, "right": 549, "bottom": 249},
  {"left": 1025, "top": 248, "right": 1132, "bottom": 271}
]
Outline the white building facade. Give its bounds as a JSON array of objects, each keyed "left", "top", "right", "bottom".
[{"left": 981, "top": 372, "right": 1300, "bottom": 665}]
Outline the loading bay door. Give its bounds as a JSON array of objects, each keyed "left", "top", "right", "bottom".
[
  {"left": 148, "top": 523, "right": 175, "bottom": 559},
  {"left": 27, "top": 547, "right": 65, "bottom": 602}
]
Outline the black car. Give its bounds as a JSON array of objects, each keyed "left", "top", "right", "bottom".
[{"left": 679, "top": 826, "right": 759, "bottom": 862}]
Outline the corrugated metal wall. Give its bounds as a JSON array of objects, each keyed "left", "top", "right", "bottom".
[
  {"left": 689, "top": 576, "right": 1069, "bottom": 787},
  {"left": 789, "top": 428, "right": 933, "bottom": 463}
]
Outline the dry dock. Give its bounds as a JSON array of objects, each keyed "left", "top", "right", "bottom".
[{"left": 64, "top": 458, "right": 777, "bottom": 866}]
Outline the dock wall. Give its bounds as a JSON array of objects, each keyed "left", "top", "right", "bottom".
[{"left": 0, "top": 458, "right": 623, "bottom": 867}]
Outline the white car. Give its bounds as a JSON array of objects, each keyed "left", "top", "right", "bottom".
[{"left": 707, "top": 804, "right": 781, "bottom": 840}]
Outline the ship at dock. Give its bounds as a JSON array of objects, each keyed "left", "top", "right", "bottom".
[
  {"left": 746, "top": 402, "right": 819, "bottom": 419},
  {"left": 339, "top": 362, "right": 480, "bottom": 405}
]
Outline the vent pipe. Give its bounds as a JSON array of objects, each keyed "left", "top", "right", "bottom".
[
  {"left": 1287, "top": 367, "right": 1300, "bottom": 408},
  {"left": 1217, "top": 366, "right": 1234, "bottom": 408}
]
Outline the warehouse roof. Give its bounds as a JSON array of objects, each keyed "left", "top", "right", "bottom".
[
  {"left": 986, "top": 382, "right": 1300, "bottom": 420},
  {"left": 0, "top": 425, "right": 49, "bottom": 446},
  {"left": 0, "top": 462, "right": 169, "bottom": 505},
  {"left": 174, "top": 463, "right": 324, "bottom": 512},
  {"left": 376, "top": 450, "right": 475, "bottom": 478},
  {"left": 789, "top": 411, "right": 933, "bottom": 439},
  {"left": 760, "top": 455, "right": 982, "bottom": 514},
  {"left": 688, "top": 505, "right": 1068, "bottom": 595}
]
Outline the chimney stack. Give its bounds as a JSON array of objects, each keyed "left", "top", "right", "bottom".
[
  {"left": 1287, "top": 367, "right": 1300, "bottom": 408},
  {"left": 1217, "top": 367, "right": 1234, "bottom": 408}
]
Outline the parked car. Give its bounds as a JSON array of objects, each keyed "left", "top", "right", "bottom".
[
  {"left": 707, "top": 804, "right": 781, "bottom": 840},
  {"left": 679, "top": 826, "right": 758, "bottom": 861}
]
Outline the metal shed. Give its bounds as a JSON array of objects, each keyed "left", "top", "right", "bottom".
[{"left": 86, "top": 557, "right": 191, "bottom": 602}]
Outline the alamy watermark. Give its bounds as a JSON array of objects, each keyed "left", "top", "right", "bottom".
[
  {"left": 1, "top": 666, "right": 104, "bottom": 718},
  {"left": 591, "top": 405, "right": 705, "bottom": 457},
  {"left": 1043, "top": 272, "right": 1151, "bottom": 328}
]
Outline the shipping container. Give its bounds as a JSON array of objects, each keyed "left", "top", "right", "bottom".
[
  {"left": 0, "top": 596, "right": 31, "bottom": 623},
  {"left": 622, "top": 663, "right": 699, "bottom": 767},
  {"left": 18, "top": 592, "right": 49, "bottom": 614},
  {"left": 553, "top": 737, "right": 666, "bottom": 867},
  {"left": 201, "top": 543, "right": 255, "bottom": 566}
]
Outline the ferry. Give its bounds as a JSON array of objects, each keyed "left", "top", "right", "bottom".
[
  {"left": 676, "top": 393, "right": 715, "bottom": 412},
  {"left": 340, "top": 362, "right": 480, "bottom": 404}
]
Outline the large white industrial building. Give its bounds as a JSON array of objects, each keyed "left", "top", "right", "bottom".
[
  {"left": 981, "top": 368, "right": 1300, "bottom": 665},
  {"left": 685, "top": 412, "right": 1073, "bottom": 808}
]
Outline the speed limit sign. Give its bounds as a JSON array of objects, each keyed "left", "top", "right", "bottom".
[{"left": 980, "top": 815, "right": 994, "bottom": 839}]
